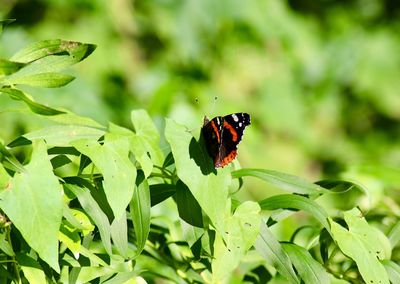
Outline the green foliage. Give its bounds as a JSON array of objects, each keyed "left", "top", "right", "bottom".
[{"left": 1, "top": 1, "right": 400, "bottom": 282}]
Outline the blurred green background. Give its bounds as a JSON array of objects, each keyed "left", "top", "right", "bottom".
[{"left": 1, "top": 0, "right": 400, "bottom": 203}]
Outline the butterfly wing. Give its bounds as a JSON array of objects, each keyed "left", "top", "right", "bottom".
[
  {"left": 201, "top": 116, "right": 223, "bottom": 166},
  {"left": 216, "top": 113, "right": 251, "bottom": 167}
]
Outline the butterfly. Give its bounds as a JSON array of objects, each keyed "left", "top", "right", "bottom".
[{"left": 201, "top": 113, "right": 251, "bottom": 168}]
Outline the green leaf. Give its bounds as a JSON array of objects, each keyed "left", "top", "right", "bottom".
[
  {"left": 316, "top": 180, "right": 365, "bottom": 194},
  {"left": 175, "top": 180, "right": 203, "bottom": 227},
  {"left": 259, "top": 194, "right": 330, "bottom": 231},
  {"left": 135, "top": 254, "right": 186, "bottom": 284},
  {"left": 11, "top": 39, "right": 96, "bottom": 63},
  {"left": 388, "top": 220, "right": 400, "bottom": 248},
  {"left": 282, "top": 243, "right": 330, "bottom": 284},
  {"left": 130, "top": 171, "right": 151, "bottom": 256},
  {"left": 101, "top": 271, "right": 138, "bottom": 284},
  {"left": 0, "top": 87, "right": 64, "bottom": 115},
  {"left": 130, "top": 109, "right": 164, "bottom": 174},
  {"left": 72, "top": 134, "right": 136, "bottom": 219},
  {"left": 110, "top": 211, "right": 129, "bottom": 258},
  {"left": 0, "top": 141, "right": 63, "bottom": 272},
  {"left": 165, "top": 119, "right": 231, "bottom": 233},
  {"left": 0, "top": 163, "right": 10, "bottom": 190},
  {"left": 44, "top": 111, "right": 105, "bottom": 128},
  {"left": 212, "top": 201, "right": 261, "bottom": 282},
  {"left": 254, "top": 222, "right": 300, "bottom": 284},
  {"left": 22, "top": 125, "right": 105, "bottom": 146},
  {"left": 108, "top": 123, "right": 153, "bottom": 178},
  {"left": 232, "top": 169, "right": 328, "bottom": 195},
  {"left": 329, "top": 208, "right": 390, "bottom": 284},
  {"left": 3, "top": 72, "right": 75, "bottom": 88},
  {"left": 149, "top": 184, "right": 176, "bottom": 206},
  {"left": 16, "top": 253, "right": 46, "bottom": 284},
  {"left": 0, "top": 231, "right": 14, "bottom": 256},
  {"left": 65, "top": 184, "right": 112, "bottom": 255},
  {"left": 382, "top": 260, "right": 400, "bottom": 284},
  {"left": 0, "top": 59, "right": 26, "bottom": 75}
]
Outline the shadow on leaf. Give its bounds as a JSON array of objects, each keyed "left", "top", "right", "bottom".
[{"left": 189, "top": 135, "right": 216, "bottom": 175}]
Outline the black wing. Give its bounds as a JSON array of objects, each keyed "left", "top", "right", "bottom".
[
  {"left": 201, "top": 116, "right": 223, "bottom": 166},
  {"left": 217, "top": 113, "right": 251, "bottom": 167}
]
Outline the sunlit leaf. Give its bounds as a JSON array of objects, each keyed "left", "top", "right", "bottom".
[
  {"left": 20, "top": 125, "right": 105, "bottom": 146},
  {"left": 131, "top": 109, "right": 164, "bottom": 174},
  {"left": 110, "top": 211, "right": 129, "bottom": 258},
  {"left": 0, "top": 141, "right": 63, "bottom": 272},
  {"left": 130, "top": 171, "right": 151, "bottom": 257},
  {"left": 3, "top": 72, "right": 75, "bottom": 88},
  {"left": 16, "top": 253, "right": 46, "bottom": 284},
  {"left": 11, "top": 39, "right": 96, "bottom": 64},
  {"left": 65, "top": 184, "right": 112, "bottom": 255},
  {"left": 165, "top": 119, "right": 230, "bottom": 233},
  {"left": 72, "top": 134, "right": 136, "bottom": 219},
  {"left": 232, "top": 168, "right": 328, "bottom": 195},
  {"left": 282, "top": 243, "right": 330, "bottom": 284},
  {"left": 259, "top": 194, "right": 330, "bottom": 231},
  {"left": 254, "top": 222, "right": 299, "bottom": 284},
  {"left": 212, "top": 201, "right": 261, "bottom": 282},
  {"left": 329, "top": 208, "right": 390, "bottom": 284},
  {"left": 382, "top": 260, "right": 400, "bottom": 284},
  {"left": 388, "top": 220, "right": 400, "bottom": 248}
]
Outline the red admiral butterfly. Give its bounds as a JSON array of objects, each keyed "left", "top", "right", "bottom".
[{"left": 201, "top": 113, "right": 251, "bottom": 168}]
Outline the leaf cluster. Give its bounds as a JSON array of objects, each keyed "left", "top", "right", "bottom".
[{"left": 0, "top": 31, "right": 399, "bottom": 284}]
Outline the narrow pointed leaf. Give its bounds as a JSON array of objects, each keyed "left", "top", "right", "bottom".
[
  {"left": 254, "top": 222, "right": 299, "bottom": 284},
  {"left": 110, "top": 211, "right": 128, "bottom": 258},
  {"left": 259, "top": 194, "right": 330, "bottom": 231},
  {"left": 131, "top": 109, "right": 164, "bottom": 174},
  {"left": 11, "top": 39, "right": 96, "bottom": 63},
  {"left": 16, "top": 253, "right": 46, "bottom": 284},
  {"left": 232, "top": 169, "right": 328, "bottom": 195},
  {"left": 0, "top": 87, "right": 64, "bottom": 115},
  {"left": 149, "top": 184, "right": 176, "bottom": 206},
  {"left": 130, "top": 171, "right": 151, "bottom": 256},
  {"left": 388, "top": 220, "right": 400, "bottom": 248},
  {"left": 382, "top": 260, "right": 400, "bottom": 284},
  {"left": 3, "top": 72, "right": 74, "bottom": 88},
  {"left": 65, "top": 184, "right": 112, "bottom": 255},
  {"left": 0, "top": 59, "right": 26, "bottom": 75},
  {"left": 282, "top": 243, "right": 330, "bottom": 284},
  {"left": 175, "top": 180, "right": 203, "bottom": 228}
]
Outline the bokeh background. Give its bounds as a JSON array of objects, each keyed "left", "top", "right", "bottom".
[{"left": 1, "top": 0, "right": 400, "bottom": 205}]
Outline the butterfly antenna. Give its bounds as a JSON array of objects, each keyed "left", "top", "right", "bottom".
[{"left": 209, "top": 96, "right": 218, "bottom": 118}]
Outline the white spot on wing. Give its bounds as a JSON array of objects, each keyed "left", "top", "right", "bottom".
[
  {"left": 239, "top": 122, "right": 242, "bottom": 127},
  {"left": 232, "top": 114, "right": 239, "bottom": 122}
]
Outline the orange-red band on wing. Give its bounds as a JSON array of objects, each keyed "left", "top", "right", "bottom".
[
  {"left": 210, "top": 120, "right": 221, "bottom": 143},
  {"left": 223, "top": 121, "right": 238, "bottom": 142},
  {"left": 215, "top": 150, "right": 237, "bottom": 168}
]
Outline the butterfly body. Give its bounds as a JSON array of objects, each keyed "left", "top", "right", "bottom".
[{"left": 201, "top": 113, "right": 251, "bottom": 168}]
